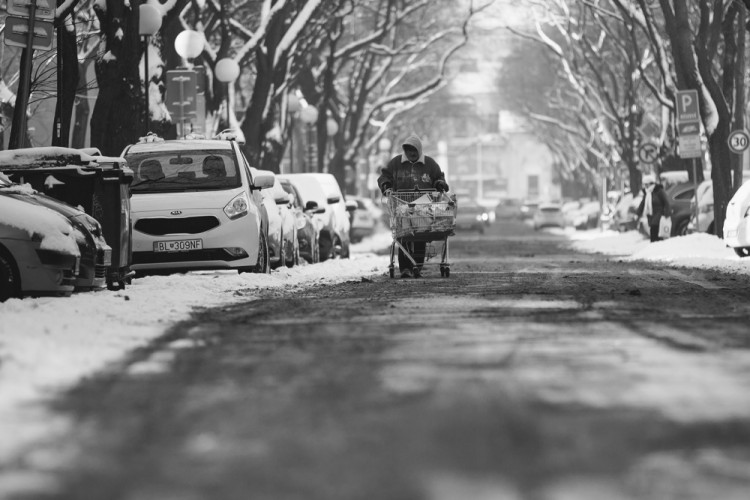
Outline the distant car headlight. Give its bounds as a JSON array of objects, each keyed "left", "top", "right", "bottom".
[
  {"left": 224, "top": 192, "right": 250, "bottom": 219},
  {"left": 481, "top": 213, "right": 489, "bottom": 221},
  {"left": 475, "top": 214, "right": 483, "bottom": 222}
]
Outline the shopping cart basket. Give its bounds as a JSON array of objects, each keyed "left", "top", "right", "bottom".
[{"left": 386, "top": 190, "right": 457, "bottom": 278}]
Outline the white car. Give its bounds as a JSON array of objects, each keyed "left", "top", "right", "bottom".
[
  {"left": 723, "top": 179, "right": 750, "bottom": 256},
  {"left": 687, "top": 180, "right": 714, "bottom": 235},
  {"left": 122, "top": 137, "right": 275, "bottom": 274},
  {"left": 277, "top": 173, "right": 356, "bottom": 260},
  {"left": 533, "top": 202, "right": 565, "bottom": 230},
  {"left": 349, "top": 196, "right": 383, "bottom": 242},
  {"left": 257, "top": 172, "right": 299, "bottom": 268}
]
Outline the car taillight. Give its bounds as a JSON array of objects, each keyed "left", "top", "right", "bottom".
[{"left": 224, "top": 192, "right": 249, "bottom": 219}]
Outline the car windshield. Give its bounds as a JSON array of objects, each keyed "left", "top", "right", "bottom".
[
  {"left": 287, "top": 178, "right": 326, "bottom": 207},
  {"left": 127, "top": 150, "right": 241, "bottom": 193}
]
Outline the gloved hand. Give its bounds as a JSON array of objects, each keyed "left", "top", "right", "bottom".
[
  {"left": 434, "top": 180, "right": 449, "bottom": 192},
  {"left": 382, "top": 183, "right": 393, "bottom": 196}
]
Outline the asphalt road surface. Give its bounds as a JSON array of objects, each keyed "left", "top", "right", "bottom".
[{"left": 8, "top": 219, "right": 750, "bottom": 500}]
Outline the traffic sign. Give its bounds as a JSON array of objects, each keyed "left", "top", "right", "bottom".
[
  {"left": 677, "top": 122, "right": 700, "bottom": 135},
  {"left": 165, "top": 70, "right": 197, "bottom": 117},
  {"left": 728, "top": 130, "right": 750, "bottom": 154},
  {"left": 678, "top": 134, "right": 702, "bottom": 159},
  {"left": 7, "top": 0, "right": 55, "bottom": 21},
  {"left": 638, "top": 143, "right": 659, "bottom": 164},
  {"left": 3, "top": 16, "right": 54, "bottom": 50},
  {"left": 676, "top": 89, "right": 700, "bottom": 124}
]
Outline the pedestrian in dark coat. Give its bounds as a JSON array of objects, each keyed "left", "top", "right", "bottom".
[
  {"left": 378, "top": 135, "right": 449, "bottom": 278},
  {"left": 637, "top": 174, "right": 671, "bottom": 242}
]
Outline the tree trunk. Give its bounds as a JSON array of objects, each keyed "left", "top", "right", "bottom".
[
  {"left": 90, "top": 1, "right": 142, "bottom": 155},
  {"left": 52, "top": 15, "right": 79, "bottom": 147}
]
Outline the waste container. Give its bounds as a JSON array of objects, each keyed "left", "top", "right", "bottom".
[{"left": 0, "top": 147, "right": 134, "bottom": 289}]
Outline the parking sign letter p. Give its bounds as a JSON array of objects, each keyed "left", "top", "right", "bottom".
[{"left": 681, "top": 94, "right": 693, "bottom": 112}]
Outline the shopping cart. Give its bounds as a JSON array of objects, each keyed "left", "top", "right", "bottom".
[{"left": 386, "top": 190, "right": 457, "bottom": 278}]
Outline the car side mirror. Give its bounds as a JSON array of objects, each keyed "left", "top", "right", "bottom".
[
  {"left": 252, "top": 170, "right": 275, "bottom": 190},
  {"left": 345, "top": 200, "right": 357, "bottom": 212},
  {"left": 305, "top": 200, "right": 319, "bottom": 211}
]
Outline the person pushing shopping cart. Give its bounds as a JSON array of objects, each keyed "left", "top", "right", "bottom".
[{"left": 378, "top": 134, "right": 456, "bottom": 279}]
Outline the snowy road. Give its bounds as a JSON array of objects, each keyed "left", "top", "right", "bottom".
[{"left": 2, "top": 220, "right": 750, "bottom": 499}]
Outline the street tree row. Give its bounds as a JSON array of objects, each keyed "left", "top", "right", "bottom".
[
  {"left": 0, "top": 0, "right": 489, "bottom": 191},
  {"left": 500, "top": 0, "right": 749, "bottom": 236}
]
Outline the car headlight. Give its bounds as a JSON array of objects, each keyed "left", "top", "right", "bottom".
[
  {"left": 475, "top": 214, "right": 483, "bottom": 222},
  {"left": 224, "top": 192, "right": 250, "bottom": 219}
]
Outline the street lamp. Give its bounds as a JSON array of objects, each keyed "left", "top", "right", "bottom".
[
  {"left": 139, "top": 4, "right": 162, "bottom": 136},
  {"left": 325, "top": 117, "right": 339, "bottom": 173},
  {"left": 286, "top": 93, "right": 301, "bottom": 173},
  {"left": 174, "top": 29, "right": 205, "bottom": 65},
  {"left": 215, "top": 58, "right": 240, "bottom": 130},
  {"left": 300, "top": 105, "right": 319, "bottom": 172}
]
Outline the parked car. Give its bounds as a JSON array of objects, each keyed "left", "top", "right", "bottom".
[
  {"left": 565, "top": 199, "right": 601, "bottom": 230},
  {"left": 348, "top": 195, "right": 383, "bottom": 242},
  {"left": 723, "top": 179, "right": 750, "bottom": 257},
  {"left": 0, "top": 175, "right": 111, "bottom": 291},
  {"left": 277, "top": 173, "right": 356, "bottom": 260},
  {"left": 494, "top": 198, "right": 522, "bottom": 219},
  {"left": 121, "top": 136, "right": 274, "bottom": 275},
  {"left": 456, "top": 201, "right": 489, "bottom": 233},
  {"left": 519, "top": 199, "right": 540, "bottom": 220},
  {"left": 665, "top": 181, "right": 696, "bottom": 236},
  {"left": 279, "top": 177, "right": 322, "bottom": 264},
  {"left": 533, "top": 202, "right": 565, "bottom": 230},
  {"left": 687, "top": 180, "right": 714, "bottom": 234},
  {"left": 256, "top": 170, "right": 299, "bottom": 269},
  {"left": 0, "top": 192, "right": 80, "bottom": 301}
]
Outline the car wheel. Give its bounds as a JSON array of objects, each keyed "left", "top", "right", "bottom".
[
  {"left": 0, "top": 246, "right": 21, "bottom": 302},
  {"left": 319, "top": 234, "right": 334, "bottom": 262},
  {"left": 312, "top": 234, "right": 321, "bottom": 263},
  {"left": 734, "top": 247, "right": 750, "bottom": 258},
  {"left": 252, "top": 228, "right": 270, "bottom": 274},
  {"left": 272, "top": 232, "right": 286, "bottom": 270},
  {"left": 286, "top": 233, "right": 298, "bottom": 268}
]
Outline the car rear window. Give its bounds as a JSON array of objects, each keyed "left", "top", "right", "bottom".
[{"left": 128, "top": 150, "right": 241, "bottom": 192}]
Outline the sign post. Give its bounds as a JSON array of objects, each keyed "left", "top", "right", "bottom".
[
  {"left": 675, "top": 89, "right": 702, "bottom": 229},
  {"left": 5, "top": 0, "right": 56, "bottom": 149},
  {"left": 165, "top": 70, "right": 197, "bottom": 138}
]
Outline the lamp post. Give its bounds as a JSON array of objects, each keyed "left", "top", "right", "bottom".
[
  {"left": 173, "top": 30, "right": 205, "bottom": 136},
  {"left": 324, "top": 117, "right": 339, "bottom": 173},
  {"left": 300, "top": 105, "right": 319, "bottom": 172},
  {"left": 139, "top": 4, "right": 162, "bottom": 137},
  {"left": 215, "top": 58, "right": 240, "bottom": 131},
  {"left": 286, "top": 94, "right": 301, "bottom": 173}
]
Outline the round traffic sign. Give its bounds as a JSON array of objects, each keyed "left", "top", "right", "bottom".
[
  {"left": 728, "top": 130, "right": 750, "bottom": 154},
  {"left": 638, "top": 143, "right": 659, "bottom": 164}
]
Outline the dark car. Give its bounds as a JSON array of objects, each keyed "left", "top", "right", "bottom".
[
  {"left": 665, "top": 181, "right": 695, "bottom": 236},
  {"left": 456, "top": 202, "right": 489, "bottom": 233},
  {"left": 0, "top": 177, "right": 111, "bottom": 291}
]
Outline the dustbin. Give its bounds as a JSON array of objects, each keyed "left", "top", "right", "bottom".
[{"left": 0, "top": 147, "right": 134, "bottom": 289}]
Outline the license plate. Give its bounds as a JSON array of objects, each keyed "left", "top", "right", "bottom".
[
  {"left": 726, "top": 229, "right": 737, "bottom": 238},
  {"left": 154, "top": 239, "right": 203, "bottom": 252}
]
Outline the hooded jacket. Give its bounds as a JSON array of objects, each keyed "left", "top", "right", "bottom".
[{"left": 378, "top": 135, "right": 447, "bottom": 193}]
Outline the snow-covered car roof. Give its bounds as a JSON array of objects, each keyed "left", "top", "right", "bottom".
[{"left": 125, "top": 139, "right": 235, "bottom": 154}]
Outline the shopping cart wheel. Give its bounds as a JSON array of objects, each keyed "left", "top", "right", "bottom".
[
  {"left": 389, "top": 267, "right": 395, "bottom": 279},
  {"left": 440, "top": 266, "right": 450, "bottom": 277}
]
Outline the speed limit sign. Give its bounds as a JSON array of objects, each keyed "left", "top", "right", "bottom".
[{"left": 728, "top": 130, "right": 750, "bottom": 154}]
